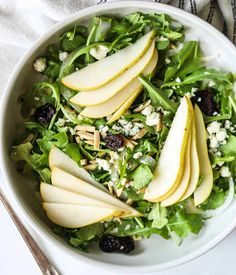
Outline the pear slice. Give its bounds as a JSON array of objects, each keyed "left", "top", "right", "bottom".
[
  {"left": 181, "top": 114, "right": 200, "bottom": 201},
  {"left": 40, "top": 183, "right": 126, "bottom": 215},
  {"left": 107, "top": 87, "right": 142, "bottom": 124},
  {"left": 49, "top": 146, "right": 108, "bottom": 193},
  {"left": 43, "top": 203, "right": 122, "bottom": 228},
  {"left": 69, "top": 41, "right": 155, "bottom": 106},
  {"left": 51, "top": 167, "right": 142, "bottom": 217},
  {"left": 144, "top": 96, "right": 192, "bottom": 202},
  {"left": 62, "top": 30, "right": 155, "bottom": 91},
  {"left": 194, "top": 105, "right": 213, "bottom": 206},
  {"left": 161, "top": 121, "right": 192, "bottom": 207},
  {"left": 80, "top": 50, "right": 158, "bottom": 118}
]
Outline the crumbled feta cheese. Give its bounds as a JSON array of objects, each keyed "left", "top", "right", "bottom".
[
  {"left": 215, "top": 151, "right": 222, "bottom": 157},
  {"left": 208, "top": 80, "right": 215, "bottom": 87},
  {"left": 191, "top": 87, "right": 198, "bottom": 93},
  {"left": 216, "top": 129, "right": 228, "bottom": 142},
  {"left": 123, "top": 122, "right": 133, "bottom": 135},
  {"left": 34, "top": 96, "right": 40, "bottom": 101},
  {"left": 146, "top": 112, "right": 160, "bottom": 126},
  {"left": 165, "top": 57, "right": 171, "bottom": 64},
  {"left": 224, "top": 120, "right": 231, "bottom": 129},
  {"left": 55, "top": 118, "right": 66, "bottom": 127},
  {"left": 100, "top": 125, "right": 109, "bottom": 133},
  {"left": 175, "top": 77, "right": 181, "bottom": 83},
  {"left": 134, "top": 122, "right": 144, "bottom": 128},
  {"left": 141, "top": 105, "right": 153, "bottom": 116},
  {"left": 59, "top": 52, "right": 68, "bottom": 62},
  {"left": 69, "top": 127, "right": 76, "bottom": 135},
  {"left": 220, "top": 166, "right": 231, "bottom": 177},
  {"left": 186, "top": 92, "right": 192, "bottom": 98},
  {"left": 213, "top": 112, "right": 218, "bottom": 116},
  {"left": 197, "top": 98, "right": 202, "bottom": 102},
  {"left": 33, "top": 57, "right": 46, "bottom": 72},
  {"left": 217, "top": 161, "right": 224, "bottom": 167},
  {"left": 129, "top": 126, "right": 140, "bottom": 136},
  {"left": 209, "top": 136, "right": 220, "bottom": 148},
  {"left": 207, "top": 121, "right": 221, "bottom": 135},
  {"left": 96, "top": 159, "right": 111, "bottom": 172},
  {"left": 112, "top": 125, "right": 122, "bottom": 132},
  {"left": 133, "top": 152, "right": 143, "bottom": 159},
  {"left": 118, "top": 119, "right": 128, "bottom": 126},
  {"left": 89, "top": 45, "right": 109, "bottom": 60}
]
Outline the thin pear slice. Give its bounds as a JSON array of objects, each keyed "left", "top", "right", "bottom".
[
  {"left": 70, "top": 41, "right": 155, "bottom": 106},
  {"left": 62, "top": 30, "right": 155, "bottom": 91},
  {"left": 51, "top": 167, "right": 142, "bottom": 217},
  {"left": 181, "top": 114, "right": 200, "bottom": 201},
  {"left": 144, "top": 96, "right": 192, "bottom": 202},
  {"left": 161, "top": 122, "right": 192, "bottom": 207},
  {"left": 80, "top": 50, "right": 158, "bottom": 118},
  {"left": 194, "top": 105, "right": 213, "bottom": 206},
  {"left": 43, "top": 203, "right": 121, "bottom": 228},
  {"left": 49, "top": 146, "right": 108, "bottom": 193},
  {"left": 107, "top": 88, "right": 142, "bottom": 124},
  {"left": 40, "top": 183, "right": 126, "bottom": 215}
]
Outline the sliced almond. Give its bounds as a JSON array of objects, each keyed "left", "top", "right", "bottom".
[
  {"left": 80, "top": 159, "right": 88, "bottom": 166},
  {"left": 125, "top": 198, "right": 134, "bottom": 205},
  {"left": 132, "top": 128, "right": 147, "bottom": 140},
  {"left": 133, "top": 99, "right": 151, "bottom": 113},
  {"left": 83, "top": 164, "right": 97, "bottom": 170},
  {"left": 124, "top": 137, "right": 135, "bottom": 149},
  {"left": 94, "top": 130, "right": 100, "bottom": 150},
  {"left": 84, "top": 140, "right": 94, "bottom": 145},
  {"left": 77, "top": 131, "right": 94, "bottom": 140},
  {"left": 75, "top": 136, "right": 81, "bottom": 144},
  {"left": 116, "top": 187, "right": 124, "bottom": 197},
  {"left": 75, "top": 125, "right": 95, "bottom": 132}
]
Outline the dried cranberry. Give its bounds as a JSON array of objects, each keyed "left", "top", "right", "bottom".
[
  {"left": 104, "top": 134, "right": 124, "bottom": 149},
  {"left": 34, "top": 103, "right": 55, "bottom": 125},
  {"left": 191, "top": 89, "right": 219, "bottom": 116},
  {"left": 99, "top": 235, "right": 135, "bottom": 254}
]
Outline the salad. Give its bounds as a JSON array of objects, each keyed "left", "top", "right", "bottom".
[{"left": 11, "top": 12, "right": 236, "bottom": 254}]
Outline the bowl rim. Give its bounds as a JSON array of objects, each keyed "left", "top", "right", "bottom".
[{"left": 1, "top": 1, "right": 236, "bottom": 273}]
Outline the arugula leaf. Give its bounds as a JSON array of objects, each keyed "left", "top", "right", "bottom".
[
  {"left": 148, "top": 203, "right": 168, "bottom": 229},
  {"left": 168, "top": 209, "right": 203, "bottom": 237},
  {"left": 139, "top": 76, "right": 178, "bottom": 113},
  {"left": 131, "top": 164, "right": 153, "bottom": 190},
  {"left": 64, "top": 143, "right": 81, "bottom": 164},
  {"left": 221, "top": 135, "right": 236, "bottom": 156}
]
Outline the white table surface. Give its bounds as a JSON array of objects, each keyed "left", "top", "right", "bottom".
[{"left": 0, "top": 173, "right": 236, "bottom": 275}]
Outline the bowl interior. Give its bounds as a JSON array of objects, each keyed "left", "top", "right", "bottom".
[{"left": 1, "top": 1, "right": 236, "bottom": 272}]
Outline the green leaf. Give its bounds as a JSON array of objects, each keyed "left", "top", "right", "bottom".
[
  {"left": 221, "top": 135, "right": 236, "bottom": 156},
  {"left": 148, "top": 203, "right": 168, "bottom": 229},
  {"left": 131, "top": 164, "right": 153, "bottom": 190},
  {"left": 139, "top": 76, "right": 178, "bottom": 113},
  {"left": 168, "top": 209, "right": 203, "bottom": 238},
  {"left": 64, "top": 143, "right": 81, "bottom": 164}
]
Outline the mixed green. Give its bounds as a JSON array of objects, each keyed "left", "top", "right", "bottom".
[{"left": 11, "top": 12, "right": 236, "bottom": 252}]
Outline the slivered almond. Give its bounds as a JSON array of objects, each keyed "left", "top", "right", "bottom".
[
  {"left": 89, "top": 159, "right": 97, "bottom": 164},
  {"left": 77, "top": 131, "right": 94, "bottom": 140},
  {"left": 133, "top": 99, "right": 151, "bottom": 113},
  {"left": 156, "top": 113, "right": 163, "bottom": 132},
  {"left": 94, "top": 130, "right": 100, "bottom": 150},
  {"left": 115, "top": 217, "right": 122, "bottom": 224},
  {"left": 116, "top": 187, "right": 124, "bottom": 197},
  {"left": 80, "top": 159, "right": 88, "bottom": 166},
  {"left": 107, "top": 182, "right": 114, "bottom": 194},
  {"left": 125, "top": 198, "right": 134, "bottom": 205},
  {"left": 84, "top": 140, "right": 94, "bottom": 145},
  {"left": 132, "top": 128, "right": 147, "bottom": 140},
  {"left": 23, "top": 133, "right": 35, "bottom": 143},
  {"left": 75, "top": 125, "right": 95, "bottom": 132},
  {"left": 170, "top": 43, "right": 176, "bottom": 49},
  {"left": 130, "top": 140, "right": 138, "bottom": 146},
  {"left": 84, "top": 164, "right": 97, "bottom": 170},
  {"left": 75, "top": 136, "right": 81, "bottom": 144},
  {"left": 124, "top": 137, "right": 135, "bottom": 149}
]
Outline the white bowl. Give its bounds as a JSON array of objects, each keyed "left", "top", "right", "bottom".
[{"left": 1, "top": 1, "right": 236, "bottom": 273}]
